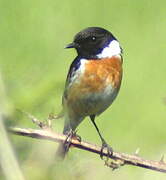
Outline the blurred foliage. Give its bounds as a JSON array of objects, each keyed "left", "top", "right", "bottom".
[{"left": 0, "top": 0, "right": 166, "bottom": 179}]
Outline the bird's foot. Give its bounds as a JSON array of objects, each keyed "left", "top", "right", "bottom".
[
  {"left": 100, "top": 140, "right": 113, "bottom": 162},
  {"left": 72, "top": 130, "right": 82, "bottom": 142},
  {"left": 64, "top": 130, "right": 81, "bottom": 150}
]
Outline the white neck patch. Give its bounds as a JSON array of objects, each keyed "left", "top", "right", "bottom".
[{"left": 97, "top": 40, "right": 121, "bottom": 58}]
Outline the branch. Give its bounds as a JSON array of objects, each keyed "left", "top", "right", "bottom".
[{"left": 9, "top": 127, "right": 166, "bottom": 173}]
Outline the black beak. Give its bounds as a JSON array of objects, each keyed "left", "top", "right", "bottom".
[{"left": 65, "top": 42, "right": 75, "bottom": 49}]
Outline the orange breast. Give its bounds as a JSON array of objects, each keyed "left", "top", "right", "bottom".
[
  {"left": 79, "top": 55, "right": 123, "bottom": 93},
  {"left": 64, "top": 56, "right": 123, "bottom": 115}
]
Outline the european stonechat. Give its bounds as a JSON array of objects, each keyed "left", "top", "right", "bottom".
[{"left": 56, "top": 27, "right": 123, "bottom": 159}]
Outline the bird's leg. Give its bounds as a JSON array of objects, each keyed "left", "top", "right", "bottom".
[
  {"left": 90, "top": 115, "right": 113, "bottom": 160},
  {"left": 63, "top": 129, "right": 81, "bottom": 150},
  {"left": 100, "top": 138, "right": 113, "bottom": 161},
  {"left": 63, "top": 129, "right": 73, "bottom": 151}
]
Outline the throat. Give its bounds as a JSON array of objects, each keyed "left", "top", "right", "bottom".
[{"left": 97, "top": 40, "right": 122, "bottom": 59}]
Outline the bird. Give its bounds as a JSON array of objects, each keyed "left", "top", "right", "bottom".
[{"left": 56, "top": 27, "right": 123, "bottom": 160}]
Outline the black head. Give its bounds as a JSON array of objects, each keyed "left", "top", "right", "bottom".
[{"left": 66, "top": 27, "right": 117, "bottom": 59}]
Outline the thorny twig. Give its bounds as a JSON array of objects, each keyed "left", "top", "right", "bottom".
[{"left": 9, "top": 112, "right": 166, "bottom": 173}]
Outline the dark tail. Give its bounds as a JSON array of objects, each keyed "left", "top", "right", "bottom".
[
  {"left": 55, "top": 121, "right": 71, "bottom": 160},
  {"left": 55, "top": 142, "right": 69, "bottom": 160},
  {"left": 55, "top": 115, "right": 83, "bottom": 160}
]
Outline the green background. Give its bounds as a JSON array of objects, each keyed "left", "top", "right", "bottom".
[{"left": 0, "top": 0, "right": 166, "bottom": 179}]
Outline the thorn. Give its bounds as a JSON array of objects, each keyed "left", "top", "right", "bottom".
[
  {"left": 160, "top": 155, "right": 165, "bottom": 163},
  {"left": 47, "top": 118, "right": 52, "bottom": 128},
  {"left": 17, "top": 109, "right": 46, "bottom": 129},
  {"left": 134, "top": 148, "right": 140, "bottom": 156}
]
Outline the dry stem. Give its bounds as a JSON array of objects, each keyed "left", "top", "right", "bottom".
[{"left": 9, "top": 127, "right": 166, "bottom": 173}]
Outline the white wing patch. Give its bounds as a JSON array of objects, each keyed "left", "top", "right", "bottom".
[
  {"left": 79, "top": 58, "right": 87, "bottom": 73},
  {"left": 68, "top": 58, "right": 87, "bottom": 86},
  {"left": 97, "top": 40, "right": 121, "bottom": 58}
]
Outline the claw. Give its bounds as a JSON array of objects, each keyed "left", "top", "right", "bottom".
[
  {"left": 63, "top": 130, "right": 81, "bottom": 150},
  {"left": 72, "top": 130, "right": 82, "bottom": 142},
  {"left": 100, "top": 141, "right": 113, "bottom": 161}
]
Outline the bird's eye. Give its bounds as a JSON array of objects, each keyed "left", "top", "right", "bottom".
[
  {"left": 86, "top": 36, "right": 97, "bottom": 43},
  {"left": 91, "top": 36, "right": 96, "bottom": 41}
]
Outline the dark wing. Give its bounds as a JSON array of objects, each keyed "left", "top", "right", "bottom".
[{"left": 62, "top": 56, "right": 82, "bottom": 104}]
